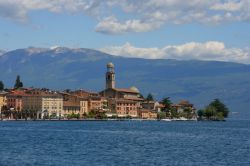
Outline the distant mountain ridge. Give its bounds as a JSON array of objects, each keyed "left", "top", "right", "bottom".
[
  {"left": 0, "top": 47, "right": 250, "bottom": 118},
  {"left": 0, "top": 49, "right": 6, "bottom": 56}
]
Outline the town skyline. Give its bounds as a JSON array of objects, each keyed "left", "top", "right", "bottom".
[{"left": 0, "top": 62, "right": 201, "bottom": 121}]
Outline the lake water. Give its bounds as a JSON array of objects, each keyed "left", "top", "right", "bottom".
[{"left": 0, "top": 120, "right": 250, "bottom": 166}]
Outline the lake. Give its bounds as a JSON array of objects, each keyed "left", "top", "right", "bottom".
[{"left": 0, "top": 120, "right": 250, "bottom": 166}]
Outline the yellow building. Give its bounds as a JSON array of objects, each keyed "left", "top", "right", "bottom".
[
  {"left": 41, "top": 95, "right": 63, "bottom": 119},
  {"left": 0, "top": 91, "right": 8, "bottom": 118},
  {"left": 20, "top": 89, "right": 63, "bottom": 119},
  {"left": 140, "top": 109, "right": 158, "bottom": 119},
  {"left": 61, "top": 93, "right": 81, "bottom": 118},
  {"left": 80, "top": 100, "right": 88, "bottom": 115}
]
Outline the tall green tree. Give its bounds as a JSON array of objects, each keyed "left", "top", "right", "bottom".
[
  {"left": 209, "top": 99, "right": 229, "bottom": 118},
  {"left": 197, "top": 109, "right": 204, "bottom": 119},
  {"left": 146, "top": 93, "right": 154, "bottom": 101},
  {"left": 0, "top": 81, "right": 4, "bottom": 91},
  {"left": 204, "top": 105, "right": 217, "bottom": 120},
  {"left": 14, "top": 75, "right": 23, "bottom": 89},
  {"left": 161, "top": 97, "right": 172, "bottom": 111}
]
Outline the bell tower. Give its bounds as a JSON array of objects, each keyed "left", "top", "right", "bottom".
[{"left": 106, "top": 62, "right": 115, "bottom": 89}]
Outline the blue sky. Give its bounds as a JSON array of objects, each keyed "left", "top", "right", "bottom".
[{"left": 0, "top": 0, "right": 250, "bottom": 63}]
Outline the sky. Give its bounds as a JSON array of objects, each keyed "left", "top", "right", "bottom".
[{"left": 0, "top": 0, "right": 250, "bottom": 63}]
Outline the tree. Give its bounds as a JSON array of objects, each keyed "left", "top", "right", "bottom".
[
  {"left": 157, "top": 112, "right": 166, "bottom": 120},
  {"left": 170, "top": 107, "right": 179, "bottom": 119},
  {"left": 197, "top": 109, "right": 204, "bottom": 119},
  {"left": 139, "top": 93, "right": 144, "bottom": 99},
  {"left": 14, "top": 75, "right": 23, "bottom": 89},
  {"left": 0, "top": 81, "right": 4, "bottom": 91},
  {"left": 161, "top": 97, "right": 172, "bottom": 111},
  {"left": 146, "top": 93, "right": 154, "bottom": 101},
  {"left": 209, "top": 99, "right": 229, "bottom": 118},
  {"left": 204, "top": 105, "right": 216, "bottom": 120}
]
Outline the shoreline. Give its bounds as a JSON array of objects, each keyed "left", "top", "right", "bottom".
[{"left": 0, "top": 118, "right": 198, "bottom": 122}]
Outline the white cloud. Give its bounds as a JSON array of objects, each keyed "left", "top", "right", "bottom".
[
  {"left": 0, "top": 0, "right": 109, "bottom": 22},
  {"left": 211, "top": 1, "right": 243, "bottom": 12},
  {"left": 95, "top": 16, "right": 162, "bottom": 34},
  {"left": 0, "top": 0, "right": 250, "bottom": 33},
  {"left": 100, "top": 42, "right": 250, "bottom": 64}
]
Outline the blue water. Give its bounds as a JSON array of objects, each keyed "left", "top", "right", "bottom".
[{"left": 0, "top": 120, "right": 250, "bottom": 166}]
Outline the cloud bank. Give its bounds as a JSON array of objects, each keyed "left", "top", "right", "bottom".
[
  {"left": 100, "top": 42, "right": 250, "bottom": 64},
  {"left": 0, "top": 0, "right": 250, "bottom": 33}
]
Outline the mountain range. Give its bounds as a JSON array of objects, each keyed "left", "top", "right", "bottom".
[{"left": 0, "top": 47, "right": 250, "bottom": 118}]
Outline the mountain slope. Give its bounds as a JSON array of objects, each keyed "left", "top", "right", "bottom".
[
  {"left": 0, "top": 47, "right": 250, "bottom": 118},
  {"left": 0, "top": 49, "right": 6, "bottom": 56}
]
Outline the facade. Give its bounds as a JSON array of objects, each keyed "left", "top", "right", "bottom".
[
  {"left": 0, "top": 91, "right": 8, "bottom": 118},
  {"left": 80, "top": 100, "right": 88, "bottom": 115},
  {"left": 41, "top": 95, "right": 63, "bottom": 119},
  {"left": 88, "top": 96, "right": 108, "bottom": 113},
  {"left": 6, "top": 89, "right": 63, "bottom": 119},
  {"left": 172, "top": 100, "right": 196, "bottom": 113},
  {"left": 109, "top": 99, "right": 140, "bottom": 118},
  {"left": 172, "top": 100, "right": 197, "bottom": 119},
  {"left": 140, "top": 109, "right": 158, "bottom": 119},
  {"left": 61, "top": 93, "right": 81, "bottom": 118},
  {"left": 6, "top": 90, "right": 24, "bottom": 112},
  {"left": 141, "top": 101, "right": 163, "bottom": 112}
]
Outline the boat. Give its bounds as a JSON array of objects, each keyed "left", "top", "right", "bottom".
[{"left": 161, "top": 119, "right": 172, "bottom": 121}]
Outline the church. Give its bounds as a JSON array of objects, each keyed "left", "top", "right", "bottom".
[{"left": 100, "top": 62, "right": 143, "bottom": 118}]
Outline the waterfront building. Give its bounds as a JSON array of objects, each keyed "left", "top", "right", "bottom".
[
  {"left": 172, "top": 100, "right": 196, "bottom": 113},
  {"left": 22, "top": 89, "right": 63, "bottom": 119},
  {"left": 61, "top": 92, "right": 81, "bottom": 118},
  {"left": 108, "top": 99, "right": 140, "bottom": 118},
  {"left": 141, "top": 101, "right": 163, "bottom": 112},
  {"left": 6, "top": 89, "right": 63, "bottom": 119},
  {"left": 172, "top": 100, "right": 197, "bottom": 119},
  {"left": 0, "top": 91, "right": 8, "bottom": 119},
  {"left": 6, "top": 90, "right": 25, "bottom": 117},
  {"left": 80, "top": 99, "right": 88, "bottom": 115},
  {"left": 40, "top": 94, "right": 63, "bottom": 119},
  {"left": 100, "top": 63, "right": 143, "bottom": 118},
  {"left": 88, "top": 96, "right": 107, "bottom": 112},
  {"left": 140, "top": 109, "right": 158, "bottom": 119}
]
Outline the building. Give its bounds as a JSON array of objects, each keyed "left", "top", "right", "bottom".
[
  {"left": 40, "top": 93, "right": 63, "bottom": 119},
  {"left": 61, "top": 92, "right": 81, "bottom": 118},
  {"left": 22, "top": 89, "right": 63, "bottom": 119},
  {"left": 140, "top": 109, "right": 158, "bottom": 119},
  {"left": 141, "top": 101, "right": 163, "bottom": 112},
  {"left": 80, "top": 99, "right": 88, "bottom": 115},
  {"left": 172, "top": 100, "right": 195, "bottom": 113},
  {"left": 172, "top": 100, "right": 197, "bottom": 119},
  {"left": 109, "top": 99, "right": 140, "bottom": 118},
  {"left": 6, "top": 89, "right": 63, "bottom": 119},
  {"left": 100, "top": 63, "right": 143, "bottom": 118},
  {"left": 0, "top": 91, "right": 8, "bottom": 119},
  {"left": 6, "top": 89, "right": 24, "bottom": 112}
]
